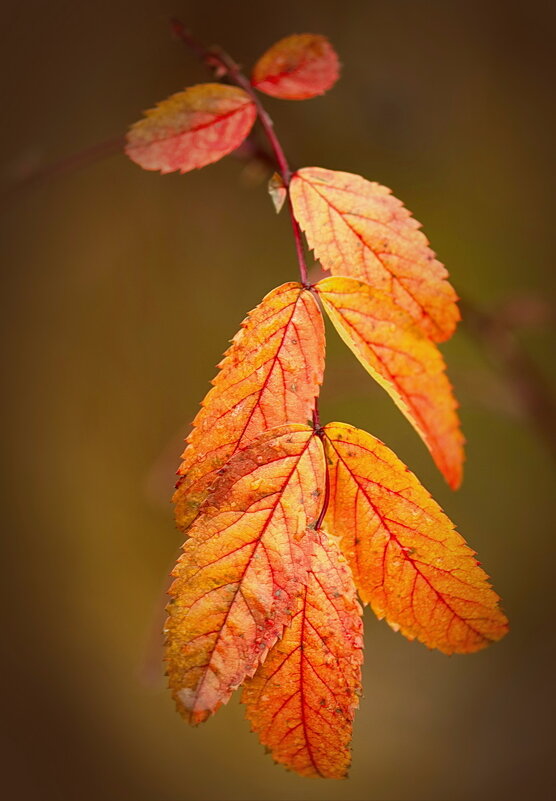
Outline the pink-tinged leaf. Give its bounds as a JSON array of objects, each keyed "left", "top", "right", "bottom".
[
  {"left": 252, "top": 34, "right": 340, "bottom": 100},
  {"left": 125, "top": 83, "right": 257, "bottom": 174}
]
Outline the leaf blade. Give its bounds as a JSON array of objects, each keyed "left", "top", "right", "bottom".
[
  {"left": 125, "top": 83, "right": 257, "bottom": 174},
  {"left": 315, "top": 275, "right": 464, "bottom": 488},
  {"left": 166, "top": 425, "right": 326, "bottom": 724},
  {"left": 174, "top": 283, "right": 325, "bottom": 530},
  {"left": 323, "top": 422, "right": 508, "bottom": 654},
  {"left": 252, "top": 34, "right": 340, "bottom": 100},
  {"left": 242, "top": 531, "right": 363, "bottom": 778},
  {"left": 290, "top": 167, "right": 459, "bottom": 341}
]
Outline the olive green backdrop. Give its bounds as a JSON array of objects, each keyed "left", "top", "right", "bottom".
[{"left": 2, "top": 1, "right": 555, "bottom": 799}]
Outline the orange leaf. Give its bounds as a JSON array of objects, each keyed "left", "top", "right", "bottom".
[
  {"left": 165, "top": 425, "right": 326, "bottom": 724},
  {"left": 173, "top": 283, "right": 325, "bottom": 530},
  {"left": 323, "top": 422, "right": 508, "bottom": 654},
  {"left": 125, "top": 83, "right": 256, "bottom": 174},
  {"left": 252, "top": 34, "right": 340, "bottom": 100},
  {"left": 242, "top": 531, "right": 363, "bottom": 778},
  {"left": 315, "top": 276, "right": 464, "bottom": 488},
  {"left": 290, "top": 167, "right": 459, "bottom": 341}
]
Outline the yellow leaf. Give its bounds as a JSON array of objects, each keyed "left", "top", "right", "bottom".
[
  {"left": 315, "top": 275, "right": 464, "bottom": 488},
  {"left": 290, "top": 166, "right": 459, "bottom": 341},
  {"left": 252, "top": 34, "right": 340, "bottom": 100}
]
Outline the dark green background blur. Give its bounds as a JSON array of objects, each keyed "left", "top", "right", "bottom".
[{"left": 2, "top": 1, "right": 555, "bottom": 799}]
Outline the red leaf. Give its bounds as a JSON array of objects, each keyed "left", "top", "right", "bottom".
[
  {"left": 125, "top": 83, "right": 257, "bottom": 174},
  {"left": 252, "top": 34, "right": 340, "bottom": 100}
]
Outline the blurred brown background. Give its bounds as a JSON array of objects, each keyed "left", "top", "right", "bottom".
[{"left": 2, "top": 1, "right": 555, "bottom": 799}]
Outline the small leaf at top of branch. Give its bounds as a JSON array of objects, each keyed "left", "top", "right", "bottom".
[{"left": 252, "top": 34, "right": 340, "bottom": 100}]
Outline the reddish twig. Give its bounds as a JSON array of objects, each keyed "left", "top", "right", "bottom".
[
  {"left": 312, "top": 399, "right": 330, "bottom": 531},
  {"left": 171, "top": 19, "right": 331, "bottom": 533},
  {"left": 2, "top": 136, "right": 124, "bottom": 201},
  {"left": 171, "top": 19, "right": 310, "bottom": 286}
]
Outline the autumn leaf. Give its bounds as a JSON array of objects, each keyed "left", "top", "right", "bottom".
[
  {"left": 127, "top": 26, "right": 510, "bottom": 777},
  {"left": 315, "top": 276, "right": 464, "bottom": 489},
  {"left": 125, "top": 83, "right": 256, "bottom": 174},
  {"left": 165, "top": 424, "right": 326, "bottom": 724},
  {"left": 252, "top": 34, "right": 340, "bottom": 100},
  {"left": 322, "top": 422, "right": 508, "bottom": 654},
  {"left": 173, "top": 283, "right": 325, "bottom": 530},
  {"left": 290, "top": 167, "right": 459, "bottom": 341},
  {"left": 242, "top": 531, "right": 363, "bottom": 778}
]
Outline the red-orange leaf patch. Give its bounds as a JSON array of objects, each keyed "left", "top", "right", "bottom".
[
  {"left": 323, "top": 422, "right": 508, "bottom": 654},
  {"left": 252, "top": 34, "right": 340, "bottom": 100},
  {"left": 125, "top": 83, "right": 256, "bottom": 174},
  {"left": 173, "top": 283, "right": 325, "bottom": 530},
  {"left": 243, "top": 531, "right": 363, "bottom": 778},
  {"left": 166, "top": 425, "right": 325, "bottom": 724},
  {"left": 315, "top": 276, "right": 464, "bottom": 488},
  {"left": 290, "top": 167, "right": 459, "bottom": 341}
]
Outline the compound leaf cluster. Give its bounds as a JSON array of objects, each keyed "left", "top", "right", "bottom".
[{"left": 126, "top": 32, "right": 508, "bottom": 779}]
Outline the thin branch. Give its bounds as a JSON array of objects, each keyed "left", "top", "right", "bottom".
[
  {"left": 171, "top": 19, "right": 310, "bottom": 286},
  {"left": 1, "top": 136, "right": 124, "bottom": 203},
  {"left": 314, "top": 440, "right": 330, "bottom": 531}
]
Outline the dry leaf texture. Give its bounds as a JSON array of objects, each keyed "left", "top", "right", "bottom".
[
  {"left": 243, "top": 531, "right": 363, "bottom": 778},
  {"left": 166, "top": 425, "right": 325, "bottom": 724},
  {"left": 291, "top": 167, "right": 459, "bottom": 341},
  {"left": 125, "top": 83, "right": 256, "bottom": 173},
  {"left": 315, "top": 276, "right": 464, "bottom": 488},
  {"left": 323, "top": 422, "right": 508, "bottom": 653},
  {"left": 174, "top": 283, "right": 325, "bottom": 530}
]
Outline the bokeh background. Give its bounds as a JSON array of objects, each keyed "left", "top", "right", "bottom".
[{"left": 2, "top": 1, "right": 555, "bottom": 799}]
